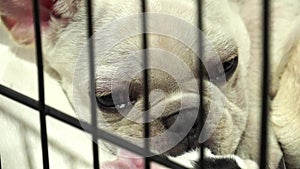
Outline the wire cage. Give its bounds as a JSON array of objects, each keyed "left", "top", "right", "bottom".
[{"left": 0, "top": 0, "right": 272, "bottom": 169}]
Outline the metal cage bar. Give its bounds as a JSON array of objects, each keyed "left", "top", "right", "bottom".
[
  {"left": 0, "top": 84, "right": 188, "bottom": 169},
  {"left": 85, "top": 0, "right": 100, "bottom": 168},
  {"left": 141, "top": 0, "right": 151, "bottom": 169},
  {"left": 259, "top": 0, "right": 271, "bottom": 168},
  {"left": 31, "top": 0, "right": 50, "bottom": 168},
  {"left": 196, "top": 0, "right": 205, "bottom": 168},
  {"left": 0, "top": 0, "right": 273, "bottom": 169}
]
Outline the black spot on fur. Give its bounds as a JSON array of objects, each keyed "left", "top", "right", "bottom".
[{"left": 194, "top": 157, "right": 242, "bottom": 169}]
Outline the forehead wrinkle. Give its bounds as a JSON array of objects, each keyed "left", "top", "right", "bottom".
[
  {"left": 95, "top": 55, "right": 143, "bottom": 94},
  {"left": 205, "top": 27, "right": 238, "bottom": 61}
]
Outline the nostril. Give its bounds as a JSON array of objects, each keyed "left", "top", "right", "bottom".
[
  {"left": 161, "top": 112, "right": 179, "bottom": 129},
  {"left": 162, "top": 111, "right": 201, "bottom": 130}
]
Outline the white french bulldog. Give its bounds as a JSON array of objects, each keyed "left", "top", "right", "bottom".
[{"left": 1, "top": 0, "right": 300, "bottom": 168}]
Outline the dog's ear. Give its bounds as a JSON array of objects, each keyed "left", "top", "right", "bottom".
[{"left": 0, "top": 0, "right": 77, "bottom": 45}]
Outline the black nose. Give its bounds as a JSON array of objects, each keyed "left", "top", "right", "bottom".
[
  {"left": 161, "top": 112, "right": 179, "bottom": 129},
  {"left": 161, "top": 110, "right": 206, "bottom": 156},
  {"left": 162, "top": 111, "right": 203, "bottom": 132}
]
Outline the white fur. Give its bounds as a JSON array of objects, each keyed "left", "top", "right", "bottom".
[
  {"left": 1, "top": 0, "right": 300, "bottom": 169},
  {"left": 0, "top": 41, "right": 122, "bottom": 168}
]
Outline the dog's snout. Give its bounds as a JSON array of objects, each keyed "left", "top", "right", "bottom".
[
  {"left": 160, "top": 110, "right": 209, "bottom": 156},
  {"left": 162, "top": 112, "right": 201, "bottom": 128}
]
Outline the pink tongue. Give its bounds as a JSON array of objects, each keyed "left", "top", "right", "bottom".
[
  {"left": 101, "top": 150, "right": 168, "bottom": 169},
  {"left": 101, "top": 150, "right": 145, "bottom": 169}
]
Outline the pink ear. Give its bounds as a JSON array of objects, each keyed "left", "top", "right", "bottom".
[{"left": 0, "top": 0, "right": 59, "bottom": 45}]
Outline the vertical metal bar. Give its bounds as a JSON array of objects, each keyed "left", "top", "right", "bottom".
[
  {"left": 0, "top": 154, "right": 2, "bottom": 169},
  {"left": 259, "top": 0, "right": 270, "bottom": 168},
  {"left": 31, "top": 0, "right": 49, "bottom": 168},
  {"left": 86, "top": 0, "right": 100, "bottom": 169},
  {"left": 141, "top": 0, "right": 150, "bottom": 169},
  {"left": 196, "top": 0, "right": 205, "bottom": 168}
]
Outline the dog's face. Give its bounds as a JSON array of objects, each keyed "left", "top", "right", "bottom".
[{"left": 1, "top": 0, "right": 251, "bottom": 160}]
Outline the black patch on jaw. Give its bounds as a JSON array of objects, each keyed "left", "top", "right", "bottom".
[{"left": 194, "top": 157, "right": 242, "bottom": 169}]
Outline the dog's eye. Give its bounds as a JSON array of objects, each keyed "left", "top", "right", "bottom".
[
  {"left": 96, "top": 94, "right": 115, "bottom": 108},
  {"left": 96, "top": 93, "right": 136, "bottom": 110},
  {"left": 223, "top": 57, "right": 238, "bottom": 80},
  {"left": 209, "top": 56, "right": 238, "bottom": 84}
]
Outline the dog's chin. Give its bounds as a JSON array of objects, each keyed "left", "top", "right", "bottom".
[
  {"left": 164, "top": 137, "right": 219, "bottom": 157},
  {"left": 164, "top": 130, "right": 201, "bottom": 157},
  {"left": 164, "top": 139, "right": 196, "bottom": 157}
]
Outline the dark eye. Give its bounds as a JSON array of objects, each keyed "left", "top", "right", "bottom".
[
  {"left": 96, "top": 94, "right": 115, "bottom": 108},
  {"left": 209, "top": 56, "right": 238, "bottom": 84},
  {"left": 96, "top": 93, "right": 137, "bottom": 110},
  {"left": 223, "top": 57, "right": 238, "bottom": 80}
]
